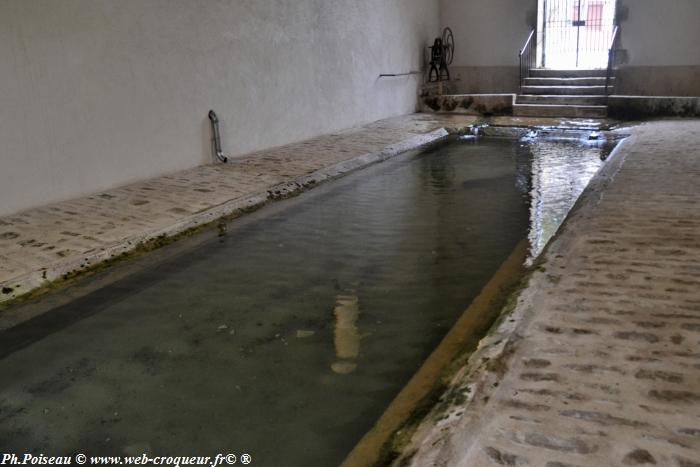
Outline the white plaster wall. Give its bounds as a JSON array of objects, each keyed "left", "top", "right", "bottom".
[
  {"left": 0, "top": 0, "right": 439, "bottom": 216},
  {"left": 439, "top": 0, "right": 537, "bottom": 67},
  {"left": 618, "top": 0, "right": 700, "bottom": 66},
  {"left": 440, "top": 0, "right": 700, "bottom": 69}
]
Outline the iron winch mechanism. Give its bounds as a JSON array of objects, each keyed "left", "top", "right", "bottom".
[{"left": 428, "top": 27, "right": 455, "bottom": 82}]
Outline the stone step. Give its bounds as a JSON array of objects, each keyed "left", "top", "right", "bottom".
[
  {"left": 513, "top": 103, "right": 608, "bottom": 118},
  {"left": 524, "top": 77, "right": 611, "bottom": 86},
  {"left": 530, "top": 68, "right": 607, "bottom": 78},
  {"left": 521, "top": 85, "right": 608, "bottom": 95},
  {"left": 516, "top": 94, "right": 608, "bottom": 106}
]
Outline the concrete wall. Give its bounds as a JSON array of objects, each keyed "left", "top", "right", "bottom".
[
  {"left": 439, "top": 0, "right": 538, "bottom": 93},
  {"left": 615, "top": 0, "right": 700, "bottom": 96},
  {"left": 0, "top": 0, "right": 439, "bottom": 216},
  {"left": 609, "top": 96, "right": 700, "bottom": 119},
  {"left": 440, "top": 0, "right": 700, "bottom": 96}
]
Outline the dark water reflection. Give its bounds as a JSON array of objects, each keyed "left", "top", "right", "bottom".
[{"left": 0, "top": 135, "right": 618, "bottom": 465}]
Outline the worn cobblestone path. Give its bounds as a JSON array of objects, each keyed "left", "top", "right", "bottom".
[
  {"left": 0, "top": 113, "right": 483, "bottom": 303},
  {"left": 399, "top": 120, "right": 700, "bottom": 466}
]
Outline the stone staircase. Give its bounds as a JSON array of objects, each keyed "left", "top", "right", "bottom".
[{"left": 514, "top": 68, "right": 610, "bottom": 118}]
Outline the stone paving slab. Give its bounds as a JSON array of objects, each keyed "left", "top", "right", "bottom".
[
  {"left": 397, "top": 120, "right": 700, "bottom": 466},
  {"left": 0, "top": 113, "right": 480, "bottom": 303}
]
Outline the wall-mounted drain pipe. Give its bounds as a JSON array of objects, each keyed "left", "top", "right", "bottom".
[
  {"left": 208, "top": 110, "right": 228, "bottom": 163},
  {"left": 378, "top": 71, "right": 422, "bottom": 78}
]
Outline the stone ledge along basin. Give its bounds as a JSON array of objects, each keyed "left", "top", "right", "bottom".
[{"left": 0, "top": 130, "right": 622, "bottom": 466}]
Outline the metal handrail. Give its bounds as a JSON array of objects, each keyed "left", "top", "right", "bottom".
[
  {"left": 605, "top": 26, "right": 620, "bottom": 98},
  {"left": 519, "top": 29, "right": 536, "bottom": 94}
]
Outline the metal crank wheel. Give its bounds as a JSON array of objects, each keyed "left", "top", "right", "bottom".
[{"left": 442, "top": 27, "right": 455, "bottom": 65}]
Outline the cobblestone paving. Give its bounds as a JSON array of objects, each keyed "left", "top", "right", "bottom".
[
  {"left": 0, "top": 113, "right": 478, "bottom": 303},
  {"left": 400, "top": 120, "right": 700, "bottom": 466}
]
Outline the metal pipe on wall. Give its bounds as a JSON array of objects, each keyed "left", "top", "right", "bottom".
[{"left": 208, "top": 110, "right": 228, "bottom": 163}]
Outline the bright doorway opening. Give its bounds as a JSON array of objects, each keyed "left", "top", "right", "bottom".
[{"left": 536, "top": 0, "right": 617, "bottom": 69}]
